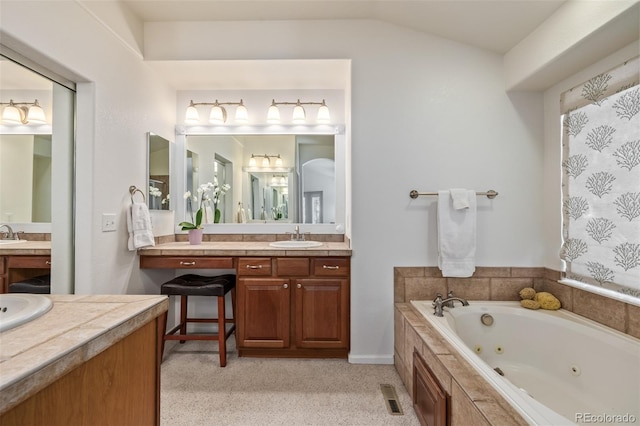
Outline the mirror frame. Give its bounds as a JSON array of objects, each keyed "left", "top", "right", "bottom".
[{"left": 174, "top": 124, "right": 346, "bottom": 234}]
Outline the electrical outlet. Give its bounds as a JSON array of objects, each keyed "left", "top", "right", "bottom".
[{"left": 102, "top": 213, "right": 117, "bottom": 232}]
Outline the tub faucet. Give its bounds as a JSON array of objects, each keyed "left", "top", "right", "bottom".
[
  {"left": 432, "top": 293, "right": 469, "bottom": 317},
  {"left": 0, "top": 224, "right": 17, "bottom": 240}
]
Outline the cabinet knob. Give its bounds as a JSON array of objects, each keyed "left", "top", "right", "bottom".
[
  {"left": 179, "top": 261, "right": 196, "bottom": 266},
  {"left": 297, "top": 283, "right": 302, "bottom": 289},
  {"left": 283, "top": 283, "right": 288, "bottom": 289},
  {"left": 45, "top": 260, "right": 52, "bottom": 265}
]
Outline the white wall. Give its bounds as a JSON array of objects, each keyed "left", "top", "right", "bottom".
[
  {"left": 1, "top": 1, "right": 176, "bottom": 294},
  {"left": 146, "top": 19, "right": 545, "bottom": 362}
]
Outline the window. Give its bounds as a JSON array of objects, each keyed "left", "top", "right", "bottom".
[{"left": 560, "top": 56, "right": 640, "bottom": 298}]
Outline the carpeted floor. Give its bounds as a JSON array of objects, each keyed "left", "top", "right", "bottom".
[{"left": 160, "top": 337, "right": 420, "bottom": 425}]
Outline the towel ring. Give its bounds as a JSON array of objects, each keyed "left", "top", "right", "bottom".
[{"left": 129, "top": 185, "right": 146, "bottom": 203}]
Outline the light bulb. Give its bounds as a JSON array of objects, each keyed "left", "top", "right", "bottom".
[
  {"left": 209, "top": 105, "right": 226, "bottom": 124},
  {"left": 275, "top": 156, "right": 283, "bottom": 167},
  {"left": 235, "top": 101, "right": 248, "bottom": 123},
  {"left": 27, "top": 100, "right": 47, "bottom": 124},
  {"left": 317, "top": 101, "right": 330, "bottom": 124},
  {"left": 267, "top": 101, "right": 280, "bottom": 124},
  {"left": 262, "top": 156, "right": 270, "bottom": 167},
  {"left": 249, "top": 156, "right": 257, "bottom": 167},
  {"left": 292, "top": 103, "right": 306, "bottom": 124},
  {"left": 185, "top": 101, "right": 199, "bottom": 124},
  {"left": 2, "top": 104, "right": 23, "bottom": 124}
]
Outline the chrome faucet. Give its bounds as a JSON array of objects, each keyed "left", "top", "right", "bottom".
[
  {"left": 0, "top": 224, "right": 17, "bottom": 240},
  {"left": 432, "top": 293, "right": 469, "bottom": 317},
  {"left": 288, "top": 225, "right": 306, "bottom": 241}
]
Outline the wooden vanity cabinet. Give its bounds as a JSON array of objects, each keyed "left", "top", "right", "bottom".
[
  {"left": 237, "top": 256, "right": 350, "bottom": 358},
  {"left": 0, "top": 255, "right": 51, "bottom": 293},
  {"left": 0, "top": 256, "right": 6, "bottom": 293}
]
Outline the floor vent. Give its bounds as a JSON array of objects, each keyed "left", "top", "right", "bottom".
[{"left": 380, "top": 384, "right": 403, "bottom": 415}]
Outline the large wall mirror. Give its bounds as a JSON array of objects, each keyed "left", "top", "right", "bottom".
[
  {"left": 147, "top": 132, "right": 171, "bottom": 210},
  {"left": 178, "top": 131, "right": 345, "bottom": 232},
  {"left": 0, "top": 56, "right": 53, "bottom": 225}
]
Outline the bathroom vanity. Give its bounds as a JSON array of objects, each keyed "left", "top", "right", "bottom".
[
  {"left": 0, "top": 295, "right": 168, "bottom": 425},
  {"left": 0, "top": 241, "right": 51, "bottom": 293},
  {"left": 139, "top": 240, "right": 351, "bottom": 358}
]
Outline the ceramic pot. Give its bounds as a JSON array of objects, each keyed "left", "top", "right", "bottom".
[{"left": 188, "top": 228, "right": 203, "bottom": 245}]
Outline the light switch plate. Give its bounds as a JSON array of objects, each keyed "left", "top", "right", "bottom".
[{"left": 102, "top": 213, "right": 117, "bottom": 232}]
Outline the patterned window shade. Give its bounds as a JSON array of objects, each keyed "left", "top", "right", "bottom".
[{"left": 561, "top": 56, "right": 640, "bottom": 298}]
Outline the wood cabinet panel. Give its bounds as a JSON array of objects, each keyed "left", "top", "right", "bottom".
[
  {"left": 413, "top": 351, "right": 448, "bottom": 426},
  {"left": 140, "top": 256, "right": 233, "bottom": 269},
  {"left": 295, "top": 279, "right": 349, "bottom": 349},
  {"left": 1, "top": 319, "right": 160, "bottom": 426},
  {"left": 237, "top": 278, "right": 290, "bottom": 348},
  {"left": 237, "top": 258, "right": 272, "bottom": 276},
  {"left": 7, "top": 256, "right": 51, "bottom": 269},
  {"left": 276, "top": 257, "right": 309, "bottom": 276}
]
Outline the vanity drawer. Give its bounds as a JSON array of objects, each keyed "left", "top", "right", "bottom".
[
  {"left": 140, "top": 256, "right": 233, "bottom": 269},
  {"left": 7, "top": 256, "right": 52, "bottom": 269},
  {"left": 238, "top": 258, "right": 272, "bottom": 276},
  {"left": 276, "top": 257, "right": 309, "bottom": 276},
  {"left": 312, "top": 258, "right": 350, "bottom": 277}
]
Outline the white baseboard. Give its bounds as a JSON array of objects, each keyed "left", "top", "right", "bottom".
[{"left": 348, "top": 354, "right": 395, "bottom": 364}]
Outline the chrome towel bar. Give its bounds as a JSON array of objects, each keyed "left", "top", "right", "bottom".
[{"left": 409, "top": 189, "right": 498, "bottom": 199}]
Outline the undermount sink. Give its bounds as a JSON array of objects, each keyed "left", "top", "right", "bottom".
[
  {"left": 0, "top": 239, "right": 27, "bottom": 245},
  {"left": 0, "top": 294, "right": 53, "bottom": 333},
  {"left": 269, "top": 240, "right": 324, "bottom": 248}
]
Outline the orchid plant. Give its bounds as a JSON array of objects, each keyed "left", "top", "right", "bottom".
[{"left": 179, "top": 179, "right": 231, "bottom": 230}]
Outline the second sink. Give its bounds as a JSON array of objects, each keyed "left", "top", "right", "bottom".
[{"left": 269, "top": 240, "right": 323, "bottom": 248}]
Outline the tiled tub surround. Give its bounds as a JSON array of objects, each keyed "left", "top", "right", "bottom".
[
  {"left": 0, "top": 295, "right": 168, "bottom": 416},
  {"left": 394, "top": 266, "right": 640, "bottom": 425}
]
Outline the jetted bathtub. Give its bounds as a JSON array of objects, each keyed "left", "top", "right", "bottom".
[{"left": 410, "top": 300, "right": 640, "bottom": 426}]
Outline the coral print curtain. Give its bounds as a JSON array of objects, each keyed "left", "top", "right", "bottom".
[{"left": 561, "top": 56, "right": 640, "bottom": 298}]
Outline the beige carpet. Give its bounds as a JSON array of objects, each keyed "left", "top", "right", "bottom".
[{"left": 161, "top": 337, "right": 420, "bottom": 425}]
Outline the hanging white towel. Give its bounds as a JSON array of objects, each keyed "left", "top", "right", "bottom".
[
  {"left": 450, "top": 188, "right": 470, "bottom": 210},
  {"left": 437, "top": 189, "right": 476, "bottom": 277},
  {"left": 241, "top": 208, "right": 246, "bottom": 223},
  {"left": 127, "top": 202, "right": 155, "bottom": 251}
]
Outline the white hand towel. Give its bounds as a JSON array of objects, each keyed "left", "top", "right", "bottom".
[
  {"left": 450, "top": 188, "right": 470, "bottom": 210},
  {"left": 204, "top": 205, "right": 214, "bottom": 224},
  {"left": 437, "top": 189, "right": 476, "bottom": 277},
  {"left": 241, "top": 208, "right": 246, "bottom": 223},
  {"left": 127, "top": 202, "right": 155, "bottom": 251}
]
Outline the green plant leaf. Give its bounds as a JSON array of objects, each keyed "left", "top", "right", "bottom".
[{"left": 195, "top": 208, "right": 203, "bottom": 227}]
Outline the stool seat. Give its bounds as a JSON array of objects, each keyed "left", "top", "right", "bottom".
[
  {"left": 161, "top": 274, "right": 235, "bottom": 297},
  {"left": 9, "top": 274, "right": 51, "bottom": 294},
  {"left": 159, "top": 273, "right": 236, "bottom": 367}
]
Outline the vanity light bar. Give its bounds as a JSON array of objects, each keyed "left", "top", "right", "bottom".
[
  {"left": 1, "top": 99, "right": 47, "bottom": 125},
  {"left": 268, "top": 99, "right": 330, "bottom": 124},
  {"left": 185, "top": 99, "right": 248, "bottom": 124}
]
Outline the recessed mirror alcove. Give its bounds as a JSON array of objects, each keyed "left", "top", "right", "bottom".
[{"left": 174, "top": 128, "right": 346, "bottom": 234}]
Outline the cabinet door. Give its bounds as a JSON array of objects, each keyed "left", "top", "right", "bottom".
[
  {"left": 237, "top": 278, "right": 290, "bottom": 348},
  {"left": 413, "top": 351, "right": 448, "bottom": 426},
  {"left": 295, "top": 279, "right": 349, "bottom": 349}
]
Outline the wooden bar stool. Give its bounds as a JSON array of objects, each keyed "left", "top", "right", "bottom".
[{"left": 160, "top": 273, "right": 236, "bottom": 367}]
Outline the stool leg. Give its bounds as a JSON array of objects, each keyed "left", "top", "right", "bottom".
[
  {"left": 180, "top": 295, "right": 188, "bottom": 344},
  {"left": 218, "top": 295, "right": 227, "bottom": 367}
]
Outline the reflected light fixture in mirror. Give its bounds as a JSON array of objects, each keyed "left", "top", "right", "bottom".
[
  {"left": 1, "top": 99, "right": 47, "bottom": 124},
  {"left": 267, "top": 99, "right": 330, "bottom": 124},
  {"left": 249, "top": 153, "right": 283, "bottom": 168},
  {"left": 185, "top": 99, "right": 248, "bottom": 124}
]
